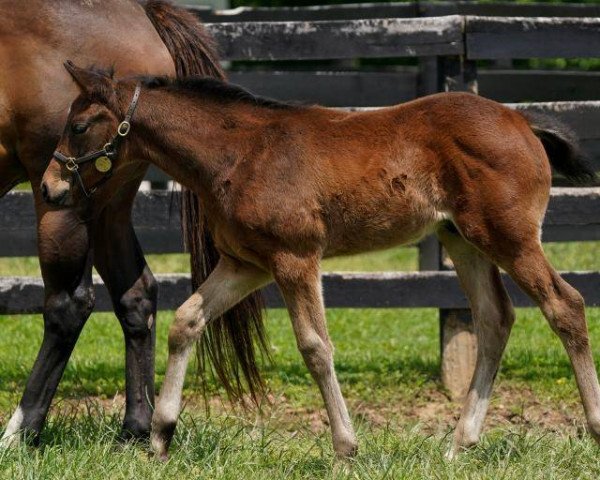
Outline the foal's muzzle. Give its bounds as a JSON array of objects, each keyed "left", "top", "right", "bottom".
[{"left": 41, "top": 179, "right": 71, "bottom": 206}]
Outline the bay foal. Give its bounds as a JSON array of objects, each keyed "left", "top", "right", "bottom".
[{"left": 42, "top": 66, "right": 600, "bottom": 459}]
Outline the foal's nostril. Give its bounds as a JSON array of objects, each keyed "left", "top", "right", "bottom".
[
  {"left": 41, "top": 182, "right": 49, "bottom": 203},
  {"left": 41, "top": 182, "right": 68, "bottom": 206}
]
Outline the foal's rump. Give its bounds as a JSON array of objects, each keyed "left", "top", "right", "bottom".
[
  {"left": 319, "top": 93, "right": 576, "bottom": 256},
  {"left": 397, "top": 93, "right": 593, "bottom": 261}
]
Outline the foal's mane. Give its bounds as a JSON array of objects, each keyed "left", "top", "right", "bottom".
[{"left": 138, "top": 75, "right": 305, "bottom": 110}]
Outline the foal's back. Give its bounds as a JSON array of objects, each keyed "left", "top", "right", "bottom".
[{"left": 234, "top": 92, "right": 550, "bottom": 257}]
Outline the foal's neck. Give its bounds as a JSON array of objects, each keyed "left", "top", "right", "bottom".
[{"left": 126, "top": 85, "right": 293, "bottom": 194}]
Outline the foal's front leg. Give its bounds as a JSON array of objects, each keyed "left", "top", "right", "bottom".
[
  {"left": 151, "top": 257, "right": 270, "bottom": 459},
  {"left": 273, "top": 253, "right": 357, "bottom": 458}
]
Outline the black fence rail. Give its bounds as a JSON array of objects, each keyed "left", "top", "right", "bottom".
[
  {"left": 2, "top": 270, "right": 600, "bottom": 315},
  {"left": 225, "top": 70, "right": 600, "bottom": 107},
  {"left": 189, "top": 1, "right": 600, "bottom": 22},
  {"left": 190, "top": 2, "right": 600, "bottom": 105},
  {"left": 201, "top": 17, "right": 600, "bottom": 167},
  {"left": 2, "top": 186, "right": 599, "bottom": 258},
  {"left": 204, "top": 16, "right": 600, "bottom": 61}
]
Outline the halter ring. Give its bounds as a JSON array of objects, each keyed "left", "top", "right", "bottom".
[{"left": 117, "top": 121, "right": 131, "bottom": 137}]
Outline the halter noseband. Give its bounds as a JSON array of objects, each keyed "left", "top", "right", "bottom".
[{"left": 52, "top": 83, "right": 142, "bottom": 198}]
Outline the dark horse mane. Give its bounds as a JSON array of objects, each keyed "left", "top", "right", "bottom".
[
  {"left": 143, "top": 0, "right": 270, "bottom": 405},
  {"left": 139, "top": 75, "right": 304, "bottom": 111}
]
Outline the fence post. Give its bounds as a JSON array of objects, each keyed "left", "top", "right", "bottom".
[{"left": 418, "top": 54, "right": 479, "bottom": 399}]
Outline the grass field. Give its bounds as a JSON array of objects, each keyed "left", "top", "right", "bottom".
[{"left": 0, "top": 242, "right": 600, "bottom": 479}]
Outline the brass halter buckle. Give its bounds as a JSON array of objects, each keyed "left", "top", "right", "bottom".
[{"left": 65, "top": 158, "right": 79, "bottom": 172}]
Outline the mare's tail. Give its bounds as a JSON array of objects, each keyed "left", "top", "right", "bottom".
[{"left": 143, "top": 0, "right": 270, "bottom": 403}]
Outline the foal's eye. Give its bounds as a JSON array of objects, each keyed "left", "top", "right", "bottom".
[{"left": 71, "top": 123, "right": 89, "bottom": 135}]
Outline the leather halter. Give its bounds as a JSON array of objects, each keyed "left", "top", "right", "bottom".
[{"left": 52, "top": 83, "right": 142, "bottom": 197}]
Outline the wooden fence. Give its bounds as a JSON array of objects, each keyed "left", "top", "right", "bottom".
[{"left": 1, "top": 2, "right": 599, "bottom": 396}]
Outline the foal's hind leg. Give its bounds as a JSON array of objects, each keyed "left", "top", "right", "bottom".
[
  {"left": 272, "top": 253, "right": 357, "bottom": 458},
  {"left": 437, "top": 226, "right": 515, "bottom": 458},
  {"left": 500, "top": 242, "right": 600, "bottom": 442},
  {"left": 151, "top": 257, "right": 270, "bottom": 460}
]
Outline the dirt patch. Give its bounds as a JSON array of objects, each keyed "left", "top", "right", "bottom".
[{"left": 41, "top": 383, "right": 586, "bottom": 437}]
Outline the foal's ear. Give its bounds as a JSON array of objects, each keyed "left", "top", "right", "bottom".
[{"left": 64, "top": 60, "right": 114, "bottom": 100}]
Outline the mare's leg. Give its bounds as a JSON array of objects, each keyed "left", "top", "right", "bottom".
[
  {"left": 272, "top": 253, "right": 357, "bottom": 458},
  {"left": 2, "top": 198, "right": 94, "bottom": 445},
  {"left": 151, "top": 256, "right": 270, "bottom": 459},
  {"left": 93, "top": 181, "right": 157, "bottom": 440},
  {"left": 0, "top": 148, "right": 27, "bottom": 197},
  {"left": 437, "top": 226, "right": 515, "bottom": 458}
]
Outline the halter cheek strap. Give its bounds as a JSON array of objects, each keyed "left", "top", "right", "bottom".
[{"left": 52, "top": 83, "right": 142, "bottom": 198}]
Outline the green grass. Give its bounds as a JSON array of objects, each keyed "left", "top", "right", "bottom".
[
  {"left": 0, "top": 241, "right": 599, "bottom": 478},
  {"left": 1, "top": 240, "right": 598, "bottom": 276},
  {"left": 1, "top": 307, "right": 599, "bottom": 479}
]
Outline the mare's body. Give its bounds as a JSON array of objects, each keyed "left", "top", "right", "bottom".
[
  {"left": 0, "top": 0, "right": 223, "bottom": 443},
  {"left": 42, "top": 72, "right": 600, "bottom": 460}
]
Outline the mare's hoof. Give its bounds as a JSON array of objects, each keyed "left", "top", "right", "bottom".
[{"left": 119, "top": 420, "right": 151, "bottom": 443}]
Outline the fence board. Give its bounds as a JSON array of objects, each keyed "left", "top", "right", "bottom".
[
  {"left": 511, "top": 101, "right": 600, "bottom": 140},
  {"left": 422, "top": 1, "right": 600, "bottom": 18},
  {"left": 192, "top": 3, "right": 418, "bottom": 22},
  {"left": 2, "top": 270, "right": 600, "bottom": 314},
  {"left": 206, "top": 16, "right": 464, "bottom": 61},
  {"left": 228, "top": 70, "right": 418, "bottom": 107},
  {"left": 191, "top": 2, "right": 600, "bottom": 23},
  {"left": 466, "top": 17, "right": 600, "bottom": 59},
  {"left": 479, "top": 71, "right": 600, "bottom": 102},
  {"left": 224, "top": 70, "right": 600, "bottom": 105},
  {"left": 1, "top": 187, "right": 598, "bottom": 257}
]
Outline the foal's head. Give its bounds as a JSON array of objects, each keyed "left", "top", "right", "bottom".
[{"left": 42, "top": 62, "right": 139, "bottom": 206}]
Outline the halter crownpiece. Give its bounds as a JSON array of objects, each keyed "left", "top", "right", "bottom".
[{"left": 52, "top": 82, "right": 142, "bottom": 197}]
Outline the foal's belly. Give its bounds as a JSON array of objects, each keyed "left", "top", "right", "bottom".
[{"left": 322, "top": 185, "right": 446, "bottom": 258}]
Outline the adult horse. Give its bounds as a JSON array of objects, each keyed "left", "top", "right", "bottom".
[{"left": 0, "top": 0, "right": 261, "bottom": 444}]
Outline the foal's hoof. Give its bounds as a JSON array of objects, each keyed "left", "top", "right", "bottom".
[
  {"left": 0, "top": 433, "right": 21, "bottom": 450},
  {"left": 446, "top": 439, "right": 478, "bottom": 460},
  {"left": 150, "top": 428, "right": 174, "bottom": 462},
  {"left": 156, "top": 452, "right": 170, "bottom": 463},
  {"left": 150, "top": 438, "right": 170, "bottom": 462},
  {"left": 586, "top": 418, "right": 600, "bottom": 445},
  {"left": 445, "top": 447, "right": 458, "bottom": 461},
  {"left": 334, "top": 439, "right": 359, "bottom": 459}
]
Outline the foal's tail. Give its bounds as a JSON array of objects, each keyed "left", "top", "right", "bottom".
[
  {"left": 143, "top": 0, "right": 270, "bottom": 403},
  {"left": 524, "top": 111, "right": 596, "bottom": 185}
]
